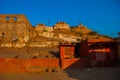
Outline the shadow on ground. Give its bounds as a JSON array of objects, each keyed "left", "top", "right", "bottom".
[{"left": 64, "top": 65, "right": 120, "bottom": 80}]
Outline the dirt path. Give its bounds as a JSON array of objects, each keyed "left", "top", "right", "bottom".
[
  {"left": 0, "top": 66, "right": 120, "bottom": 80},
  {"left": 0, "top": 72, "right": 76, "bottom": 80}
]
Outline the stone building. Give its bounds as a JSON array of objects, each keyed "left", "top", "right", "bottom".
[
  {"left": 35, "top": 24, "right": 53, "bottom": 32},
  {"left": 0, "top": 14, "right": 34, "bottom": 42},
  {"left": 35, "top": 24, "right": 46, "bottom": 31},
  {"left": 54, "top": 22, "right": 70, "bottom": 29}
]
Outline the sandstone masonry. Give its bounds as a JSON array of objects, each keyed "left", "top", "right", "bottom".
[{"left": 0, "top": 14, "right": 35, "bottom": 43}]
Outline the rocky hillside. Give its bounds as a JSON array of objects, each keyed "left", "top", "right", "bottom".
[
  {"left": 33, "top": 23, "right": 112, "bottom": 44},
  {"left": 0, "top": 22, "right": 112, "bottom": 48}
]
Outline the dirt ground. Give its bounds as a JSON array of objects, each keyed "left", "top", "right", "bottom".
[
  {"left": 0, "top": 46, "right": 59, "bottom": 59},
  {"left": 0, "top": 66, "right": 120, "bottom": 80}
]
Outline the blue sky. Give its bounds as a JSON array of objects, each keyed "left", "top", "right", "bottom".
[{"left": 0, "top": 0, "right": 120, "bottom": 37}]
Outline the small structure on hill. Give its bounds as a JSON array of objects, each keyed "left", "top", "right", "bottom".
[
  {"left": 35, "top": 24, "right": 46, "bottom": 31},
  {"left": 35, "top": 23, "right": 53, "bottom": 32},
  {"left": 54, "top": 22, "right": 70, "bottom": 29}
]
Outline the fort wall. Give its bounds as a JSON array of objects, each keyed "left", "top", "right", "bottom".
[{"left": 0, "top": 14, "right": 34, "bottom": 43}]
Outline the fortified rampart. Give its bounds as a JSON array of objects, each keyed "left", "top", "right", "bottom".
[{"left": 0, "top": 14, "right": 35, "bottom": 43}]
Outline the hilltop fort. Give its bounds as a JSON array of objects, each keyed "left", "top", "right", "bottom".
[{"left": 0, "top": 14, "right": 112, "bottom": 47}]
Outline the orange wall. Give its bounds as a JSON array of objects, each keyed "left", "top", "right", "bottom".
[
  {"left": 61, "top": 58, "right": 90, "bottom": 69},
  {"left": 59, "top": 45, "right": 75, "bottom": 59},
  {"left": 0, "top": 58, "right": 59, "bottom": 73},
  {"left": 0, "top": 58, "right": 90, "bottom": 72}
]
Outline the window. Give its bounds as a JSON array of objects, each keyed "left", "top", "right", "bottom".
[
  {"left": 6, "top": 17, "right": 10, "bottom": 20},
  {"left": 14, "top": 17, "right": 17, "bottom": 21}
]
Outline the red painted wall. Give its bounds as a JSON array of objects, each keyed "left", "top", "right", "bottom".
[
  {"left": 0, "top": 58, "right": 59, "bottom": 73},
  {"left": 79, "top": 39, "right": 119, "bottom": 66},
  {"left": 61, "top": 58, "right": 90, "bottom": 69},
  {"left": 59, "top": 45, "right": 75, "bottom": 59}
]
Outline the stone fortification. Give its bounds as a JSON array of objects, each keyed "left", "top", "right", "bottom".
[{"left": 0, "top": 14, "right": 35, "bottom": 43}]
